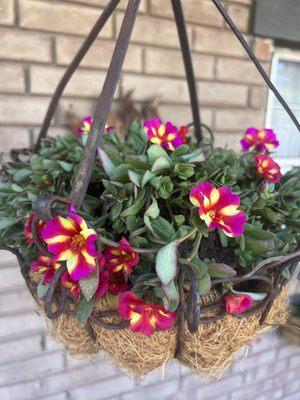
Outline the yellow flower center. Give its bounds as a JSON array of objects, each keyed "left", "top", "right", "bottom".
[
  {"left": 71, "top": 234, "right": 85, "bottom": 250},
  {"left": 208, "top": 209, "right": 217, "bottom": 219}
]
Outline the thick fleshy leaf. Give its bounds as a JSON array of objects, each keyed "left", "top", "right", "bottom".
[
  {"left": 147, "top": 144, "right": 169, "bottom": 164},
  {"left": 208, "top": 263, "right": 237, "bottom": 278},
  {"left": 13, "top": 169, "right": 32, "bottom": 183},
  {"left": 151, "top": 156, "right": 172, "bottom": 172},
  {"left": 128, "top": 170, "right": 142, "bottom": 187},
  {"left": 37, "top": 281, "right": 50, "bottom": 299},
  {"left": 76, "top": 297, "right": 95, "bottom": 323},
  {"left": 120, "top": 199, "right": 145, "bottom": 217},
  {"left": 162, "top": 280, "right": 179, "bottom": 312},
  {"left": 79, "top": 266, "right": 99, "bottom": 301},
  {"left": 198, "top": 273, "right": 211, "bottom": 295},
  {"left": 141, "top": 171, "right": 154, "bottom": 187},
  {"left": 97, "top": 148, "right": 117, "bottom": 176},
  {"left": 145, "top": 198, "right": 160, "bottom": 219},
  {"left": 150, "top": 216, "right": 176, "bottom": 242},
  {"left": 182, "top": 148, "right": 204, "bottom": 162},
  {"left": 156, "top": 242, "right": 178, "bottom": 286}
]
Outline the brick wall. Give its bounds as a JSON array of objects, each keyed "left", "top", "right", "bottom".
[
  {"left": 1, "top": 1, "right": 300, "bottom": 399},
  {"left": 0, "top": 0, "right": 272, "bottom": 152}
]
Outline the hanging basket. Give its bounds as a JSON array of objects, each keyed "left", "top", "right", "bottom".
[{"left": 1, "top": 0, "right": 300, "bottom": 379}]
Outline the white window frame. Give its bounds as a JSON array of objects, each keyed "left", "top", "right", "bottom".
[{"left": 265, "top": 49, "right": 300, "bottom": 172}]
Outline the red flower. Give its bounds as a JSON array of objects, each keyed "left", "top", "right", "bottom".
[
  {"left": 24, "top": 212, "right": 44, "bottom": 244},
  {"left": 223, "top": 294, "right": 254, "bottom": 315},
  {"left": 178, "top": 125, "right": 189, "bottom": 143},
  {"left": 31, "top": 255, "right": 60, "bottom": 285},
  {"left": 42, "top": 210, "right": 101, "bottom": 281},
  {"left": 240, "top": 127, "right": 279, "bottom": 152},
  {"left": 104, "top": 237, "right": 139, "bottom": 276},
  {"left": 255, "top": 154, "right": 282, "bottom": 183},
  {"left": 95, "top": 270, "right": 127, "bottom": 297},
  {"left": 118, "top": 291, "right": 176, "bottom": 336},
  {"left": 190, "top": 182, "right": 247, "bottom": 238},
  {"left": 61, "top": 271, "right": 81, "bottom": 299}
]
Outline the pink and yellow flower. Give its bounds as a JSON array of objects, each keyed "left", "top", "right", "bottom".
[
  {"left": 118, "top": 291, "right": 176, "bottom": 336},
  {"left": 104, "top": 237, "right": 139, "bottom": 276},
  {"left": 144, "top": 118, "right": 184, "bottom": 151},
  {"left": 190, "top": 182, "right": 247, "bottom": 238},
  {"left": 77, "top": 116, "right": 114, "bottom": 136},
  {"left": 24, "top": 212, "right": 44, "bottom": 244},
  {"left": 61, "top": 271, "right": 81, "bottom": 299},
  {"left": 255, "top": 154, "right": 282, "bottom": 183},
  {"left": 95, "top": 270, "right": 127, "bottom": 297},
  {"left": 31, "top": 255, "right": 60, "bottom": 285},
  {"left": 223, "top": 293, "right": 254, "bottom": 315},
  {"left": 42, "top": 211, "right": 101, "bottom": 281},
  {"left": 240, "top": 127, "right": 279, "bottom": 152}
]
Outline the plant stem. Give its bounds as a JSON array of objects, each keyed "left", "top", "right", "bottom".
[
  {"left": 175, "top": 227, "right": 197, "bottom": 245},
  {"left": 98, "top": 234, "right": 158, "bottom": 253},
  {"left": 187, "top": 233, "right": 202, "bottom": 261}
]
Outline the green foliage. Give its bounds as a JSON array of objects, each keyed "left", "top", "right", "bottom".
[{"left": 1, "top": 122, "right": 300, "bottom": 310}]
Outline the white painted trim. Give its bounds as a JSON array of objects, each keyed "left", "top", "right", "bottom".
[{"left": 265, "top": 50, "right": 300, "bottom": 165}]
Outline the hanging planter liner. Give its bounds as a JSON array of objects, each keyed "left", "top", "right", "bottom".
[{"left": 2, "top": 0, "right": 300, "bottom": 380}]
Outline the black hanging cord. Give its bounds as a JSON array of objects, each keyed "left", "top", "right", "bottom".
[
  {"left": 212, "top": 0, "right": 300, "bottom": 133},
  {"left": 171, "top": 0, "right": 202, "bottom": 143},
  {"left": 35, "top": 0, "right": 121, "bottom": 151}
]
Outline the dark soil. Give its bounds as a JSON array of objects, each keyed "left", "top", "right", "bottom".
[{"left": 179, "top": 231, "right": 237, "bottom": 267}]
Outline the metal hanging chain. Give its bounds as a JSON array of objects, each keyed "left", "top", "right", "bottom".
[
  {"left": 35, "top": 0, "right": 122, "bottom": 152},
  {"left": 212, "top": 0, "right": 300, "bottom": 133},
  {"left": 69, "top": 0, "right": 141, "bottom": 209},
  {"left": 171, "top": 0, "right": 202, "bottom": 143}
]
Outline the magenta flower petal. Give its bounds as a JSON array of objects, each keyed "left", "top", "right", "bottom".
[
  {"left": 144, "top": 118, "right": 186, "bottom": 151},
  {"left": 241, "top": 127, "right": 279, "bottom": 152},
  {"left": 190, "top": 182, "right": 247, "bottom": 238},
  {"left": 255, "top": 154, "right": 282, "bottom": 183}
]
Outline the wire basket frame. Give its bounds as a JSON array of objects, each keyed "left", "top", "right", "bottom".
[{"left": 6, "top": 0, "right": 300, "bottom": 337}]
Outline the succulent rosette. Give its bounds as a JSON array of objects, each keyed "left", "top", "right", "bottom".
[
  {"left": 240, "top": 127, "right": 279, "bottom": 152},
  {"left": 190, "top": 182, "right": 247, "bottom": 238},
  {"left": 118, "top": 292, "right": 176, "bottom": 336},
  {"left": 42, "top": 211, "right": 102, "bottom": 281}
]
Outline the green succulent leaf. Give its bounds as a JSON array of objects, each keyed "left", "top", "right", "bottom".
[
  {"left": 76, "top": 297, "right": 95, "bottom": 324},
  {"left": 156, "top": 241, "right": 178, "bottom": 286},
  {"left": 145, "top": 198, "right": 160, "bottom": 219},
  {"left": 97, "top": 148, "right": 117, "bottom": 176}
]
